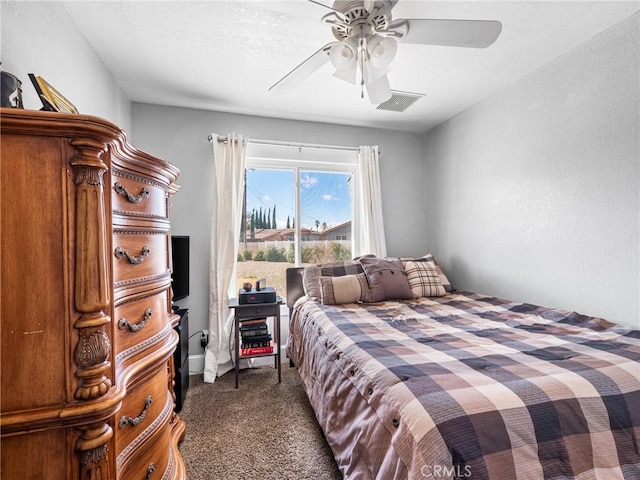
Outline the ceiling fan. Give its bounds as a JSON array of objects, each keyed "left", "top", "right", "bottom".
[{"left": 268, "top": 0, "right": 502, "bottom": 104}]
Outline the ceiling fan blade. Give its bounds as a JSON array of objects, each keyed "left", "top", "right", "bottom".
[
  {"left": 365, "top": 74, "right": 392, "bottom": 104},
  {"left": 389, "top": 18, "right": 502, "bottom": 48},
  {"left": 365, "top": 0, "right": 399, "bottom": 19},
  {"left": 307, "top": 0, "right": 343, "bottom": 14},
  {"left": 269, "top": 43, "right": 337, "bottom": 94}
]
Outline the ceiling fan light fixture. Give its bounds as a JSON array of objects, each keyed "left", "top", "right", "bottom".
[
  {"left": 367, "top": 35, "right": 397, "bottom": 69},
  {"left": 329, "top": 39, "right": 357, "bottom": 71}
]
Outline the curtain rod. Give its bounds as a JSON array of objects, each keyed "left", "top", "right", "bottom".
[{"left": 207, "top": 134, "right": 359, "bottom": 152}]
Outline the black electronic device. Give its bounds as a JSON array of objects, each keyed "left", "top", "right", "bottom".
[
  {"left": 171, "top": 235, "right": 190, "bottom": 301},
  {"left": 238, "top": 286, "right": 277, "bottom": 304},
  {"left": 173, "top": 309, "right": 189, "bottom": 412}
]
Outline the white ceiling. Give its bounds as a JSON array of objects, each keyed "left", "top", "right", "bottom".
[{"left": 62, "top": 0, "right": 639, "bottom": 133}]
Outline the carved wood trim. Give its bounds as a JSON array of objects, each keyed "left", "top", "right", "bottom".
[
  {"left": 113, "top": 209, "right": 167, "bottom": 220},
  {"left": 114, "top": 270, "right": 171, "bottom": 290},
  {"left": 70, "top": 138, "right": 113, "bottom": 402},
  {"left": 111, "top": 166, "right": 170, "bottom": 192},
  {"left": 114, "top": 286, "right": 168, "bottom": 308},
  {"left": 115, "top": 329, "right": 167, "bottom": 363},
  {"left": 76, "top": 421, "right": 113, "bottom": 480},
  {"left": 167, "top": 359, "right": 177, "bottom": 418},
  {"left": 161, "top": 450, "right": 175, "bottom": 480},
  {"left": 112, "top": 228, "right": 169, "bottom": 235}
]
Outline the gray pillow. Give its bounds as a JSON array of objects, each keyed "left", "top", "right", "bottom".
[
  {"left": 359, "top": 256, "right": 412, "bottom": 302},
  {"left": 302, "top": 265, "right": 322, "bottom": 300}
]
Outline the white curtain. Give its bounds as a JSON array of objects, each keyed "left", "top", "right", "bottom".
[
  {"left": 204, "top": 133, "right": 247, "bottom": 383},
  {"left": 354, "top": 145, "right": 387, "bottom": 257}
]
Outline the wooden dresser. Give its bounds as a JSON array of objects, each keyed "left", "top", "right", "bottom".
[{"left": 0, "top": 108, "right": 186, "bottom": 479}]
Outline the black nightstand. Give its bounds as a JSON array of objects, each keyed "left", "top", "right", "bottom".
[{"left": 229, "top": 298, "right": 283, "bottom": 388}]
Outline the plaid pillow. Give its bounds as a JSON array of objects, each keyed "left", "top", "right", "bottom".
[
  {"left": 403, "top": 260, "right": 446, "bottom": 298},
  {"left": 401, "top": 253, "right": 453, "bottom": 292}
]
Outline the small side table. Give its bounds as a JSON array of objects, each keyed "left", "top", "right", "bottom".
[{"left": 229, "top": 297, "right": 283, "bottom": 388}]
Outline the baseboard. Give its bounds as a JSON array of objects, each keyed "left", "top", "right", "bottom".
[{"left": 189, "top": 353, "right": 205, "bottom": 375}]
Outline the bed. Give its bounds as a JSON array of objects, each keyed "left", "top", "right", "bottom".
[{"left": 285, "top": 256, "right": 640, "bottom": 480}]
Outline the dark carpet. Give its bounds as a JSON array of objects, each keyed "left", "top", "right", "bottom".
[{"left": 178, "top": 366, "right": 342, "bottom": 479}]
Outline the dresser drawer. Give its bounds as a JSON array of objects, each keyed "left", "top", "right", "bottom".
[
  {"left": 113, "top": 232, "right": 169, "bottom": 286},
  {"left": 112, "top": 169, "right": 169, "bottom": 219},
  {"left": 114, "top": 290, "right": 170, "bottom": 357},
  {"left": 118, "top": 419, "right": 173, "bottom": 480},
  {"left": 115, "top": 366, "right": 171, "bottom": 455}
]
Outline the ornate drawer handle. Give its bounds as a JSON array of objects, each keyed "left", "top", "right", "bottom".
[
  {"left": 118, "top": 308, "right": 152, "bottom": 332},
  {"left": 114, "top": 246, "right": 150, "bottom": 264},
  {"left": 114, "top": 182, "right": 149, "bottom": 204},
  {"left": 146, "top": 463, "right": 155, "bottom": 479},
  {"left": 119, "top": 396, "right": 152, "bottom": 428}
]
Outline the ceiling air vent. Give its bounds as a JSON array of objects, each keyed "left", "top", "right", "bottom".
[{"left": 376, "top": 90, "right": 425, "bottom": 112}]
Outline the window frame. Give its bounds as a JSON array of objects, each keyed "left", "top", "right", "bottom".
[{"left": 244, "top": 143, "right": 358, "bottom": 266}]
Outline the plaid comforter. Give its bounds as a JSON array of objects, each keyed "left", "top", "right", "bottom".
[{"left": 288, "top": 292, "right": 640, "bottom": 480}]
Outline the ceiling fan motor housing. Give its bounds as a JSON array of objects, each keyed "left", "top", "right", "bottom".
[{"left": 328, "top": 1, "right": 393, "bottom": 40}]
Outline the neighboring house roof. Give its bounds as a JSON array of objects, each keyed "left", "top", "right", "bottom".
[
  {"left": 252, "top": 227, "right": 322, "bottom": 241},
  {"left": 321, "top": 220, "right": 351, "bottom": 235},
  {"left": 252, "top": 229, "right": 285, "bottom": 241},
  {"left": 249, "top": 222, "right": 352, "bottom": 243},
  {"left": 285, "top": 228, "right": 320, "bottom": 238}
]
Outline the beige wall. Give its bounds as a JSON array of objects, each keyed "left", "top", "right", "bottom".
[{"left": 423, "top": 13, "right": 639, "bottom": 328}]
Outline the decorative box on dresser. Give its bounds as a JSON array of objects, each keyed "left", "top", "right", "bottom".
[{"left": 0, "top": 108, "right": 186, "bottom": 479}]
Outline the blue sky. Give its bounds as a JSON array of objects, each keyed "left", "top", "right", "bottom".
[{"left": 245, "top": 169, "right": 352, "bottom": 230}]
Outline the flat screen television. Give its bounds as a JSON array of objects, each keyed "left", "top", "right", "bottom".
[{"left": 171, "top": 236, "right": 190, "bottom": 301}]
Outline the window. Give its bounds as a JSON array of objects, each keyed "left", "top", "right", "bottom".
[{"left": 236, "top": 143, "right": 358, "bottom": 297}]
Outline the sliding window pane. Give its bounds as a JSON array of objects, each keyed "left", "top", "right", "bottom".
[
  {"left": 237, "top": 168, "right": 354, "bottom": 298},
  {"left": 299, "top": 170, "right": 353, "bottom": 264},
  {"left": 237, "top": 168, "right": 295, "bottom": 297}
]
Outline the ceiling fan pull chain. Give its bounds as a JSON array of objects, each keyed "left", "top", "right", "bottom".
[{"left": 359, "top": 43, "right": 365, "bottom": 99}]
